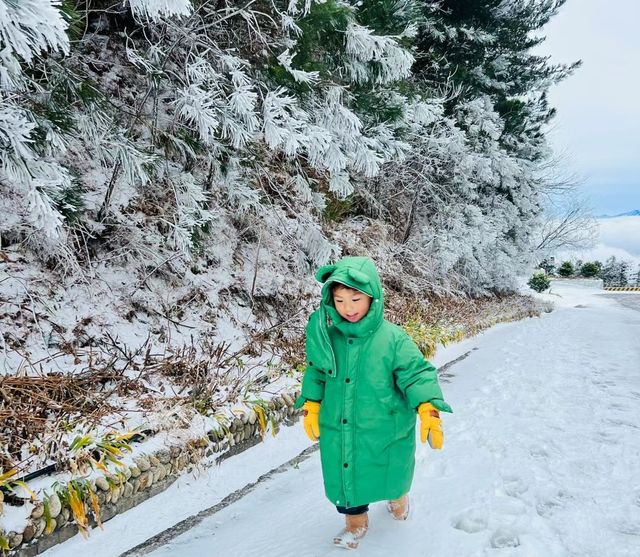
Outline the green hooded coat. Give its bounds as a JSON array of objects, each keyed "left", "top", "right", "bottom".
[{"left": 295, "top": 257, "right": 452, "bottom": 508}]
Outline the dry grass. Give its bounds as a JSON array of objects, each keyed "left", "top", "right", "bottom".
[
  {"left": 0, "top": 369, "right": 146, "bottom": 472},
  {"left": 0, "top": 290, "right": 542, "bottom": 477}
]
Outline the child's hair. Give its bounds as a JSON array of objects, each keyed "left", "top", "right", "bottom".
[{"left": 330, "top": 283, "right": 362, "bottom": 295}]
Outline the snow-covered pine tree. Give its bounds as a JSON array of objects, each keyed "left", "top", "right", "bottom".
[
  {"left": 0, "top": 0, "right": 71, "bottom": 246},
  {"left": 0, "top": 0, "right": 575, "bottom": 296}
]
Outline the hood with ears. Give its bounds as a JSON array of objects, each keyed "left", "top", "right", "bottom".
[{"left": 316, "top": 256, "right": 384, "bottom": 339}]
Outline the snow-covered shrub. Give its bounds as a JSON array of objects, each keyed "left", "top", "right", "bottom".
[
  {"left": 557, "top": 261, "right": 575, "bottom": 277},
  {"left": 528, "top": 272, "right": 551, "bottom": 293}
]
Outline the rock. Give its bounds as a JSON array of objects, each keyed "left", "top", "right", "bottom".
[
  {"left": 232, "top": 418, "right": 243, "bottom": 431},
  {"left": 0, "top": 490, "right": 3, "bottom": 503},
  {"left": 110, "top": 486, "right": 121, "bottom": 505},
  {"left": 31, "top": 501, "right": 44, "bottom": 519},
  {"left": 22, "top": 523, "right": 36, "bottom": 543},
  {"left": 281, "top": 393, "right": 293, "bottom": 407},
  {"left": 135, "top": 457, "right": 151, "bottom": 472},
  {"left": 156, "top": 449, "right": 171, "bottom": 464},
  {"left": 44, "top": 518, "right": 57, "bottom": 535},
  {"left": 152, "top": 466, "right": 162, "bottom": 483},
  {"left": 148, "top": 455, "right": 160, "bottom": 467},
  {"left": 138, "top": 471, "right": 153, "bottom": 490},
  {"left": 123, "top": 467, "right": 132, "bottom": 481},
  {"left": 129, "top": 464, "right": 141, "bottom": 478},
  {"left": 8, "top": 531, "right": 23, "bottom": 549},
  {"left": 123, "top": 482, "right": 134, "bottom": 498},
  {"left": 47, "top": 494, "right": 62, "bottom": 519},
  {"left": 33, "top": 518, "right": 46, "bottom": 538},
  {"left": 240, "top": 411, "right": 249, "bottom": 425},
  {"left": 95, "top": 476, "right": 110, "bottom": 491},
  {"left": 132, "top": 479, "right": 140, "bottom": 494},
  {"left": 169, "top": 446, "right": 181, "bottom": 458},
  {"left": 56, "top": 510, "right": 68, "bottom": 528},
  {"left": 243, "top": 423, "right": 253, "bottom": 438},
  {"left": 248, "top": 410, "right": 257, "bottom": 425}
]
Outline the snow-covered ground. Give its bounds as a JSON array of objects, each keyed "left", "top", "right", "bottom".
[{"left": 43, "top": 283, "right": 640, "bottom": 557}]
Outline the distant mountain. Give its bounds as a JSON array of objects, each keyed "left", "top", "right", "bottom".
[{"left": 597, "top": 209, "right": 640, "bottom": 219}]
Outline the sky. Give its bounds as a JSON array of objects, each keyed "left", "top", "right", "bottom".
[
  {"left": 540, "top": 0, "right": 640, "bottom": 216},
  {"left": 561, "top": 216, "right": 640, "bottom": 269}
]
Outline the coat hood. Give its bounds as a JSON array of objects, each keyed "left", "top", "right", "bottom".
[{"left": 316, "top": 256, "right": 384, "bottom": 338}]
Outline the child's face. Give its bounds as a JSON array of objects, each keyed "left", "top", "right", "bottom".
[{"left": 332, "top": 285, "right": 372, "bottom": 323}]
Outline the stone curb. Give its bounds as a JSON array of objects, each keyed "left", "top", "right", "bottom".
[{"left": 3, "top": 390, "right": 301, "bottom": 557}]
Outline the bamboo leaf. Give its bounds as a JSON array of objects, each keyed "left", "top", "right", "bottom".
[
  {"left": 88, "top": 489, "right": 103, "bottom": 530},
  {"left": 68, "top": 482, "right": 89, "bottom": 538},
  {"left": 11, "top": 480, "right": 36, "bottom": 501},
  {"left": 254, "top": 405, "right": 267, "bottom": 436},
  {"left": 0, "top": 469, "right": 17, "bottom": 485}
]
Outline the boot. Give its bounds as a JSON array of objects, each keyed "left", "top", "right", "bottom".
[
  {"left": 333, "top": 512, "right": 369, "bottom": 550},
  {"left": 386, "top": 494, "right": 410, "bottom": 520}
]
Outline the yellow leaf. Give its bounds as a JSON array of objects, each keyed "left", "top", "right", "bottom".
[
  {"left": 95, "top": 459, "right": 109, "bottom": 472},
  {"left": 113, "top": 431, "right": 137, "bottom": 442},
  {"left": 0, "top": 468, "right": 17, "bottom": 484},
  {"left": 88, "top": 489, "right": 103, "bottom": 530},
  {"left": 68, "top": 483, "right": 89, "bottom": 538},
  {"left": 12, "top": 480, "right": 36, "bottom": 501},
  {"left": 254, "top": 405, "right": 267, "bottom": 436}
]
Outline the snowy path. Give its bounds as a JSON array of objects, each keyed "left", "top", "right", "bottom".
[{"left": 45, "top": 285, "right": 640, "bottom": 557}]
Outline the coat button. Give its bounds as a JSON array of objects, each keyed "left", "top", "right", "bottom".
[
  {"left": 345, "top": 378, "right": 350, "bottom": 383},
  {"left": 344, "top": 462, "right": 349, "bottom": 468},
  {"left": 342, "top": 419, "right": 348, "bottom": 424},
  {"left": 309, "top": 361, "right": 313, "bottom": 366},
  {"left": 348, "top": 339, "right": 354, "bottom": 344},
  {"left": 328, "top": 369, "right": 332, "bottom": 375}
]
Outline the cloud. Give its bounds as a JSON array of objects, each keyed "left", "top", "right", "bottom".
[
  {"left": 557, "top": 216, "right": 640, "bottom": 268},
  {"left": 598, "top": 216, "right": 640, "bottom": 256}
]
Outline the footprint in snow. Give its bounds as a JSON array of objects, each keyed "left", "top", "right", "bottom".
[
  {"left": 501, "top": 476, "right": 529, "bottom": 498},
  {"left": 536, "top": 499, "right": 562, "bottom": 519},
  {"left": 535, "top": 489, "right": 571, "bottom": 518},
  {"left": 451, "top": 508, "right": 489, "bottom": 534},
  {"left": 489, "top": 527, "right": 521, "bottom": 548}
]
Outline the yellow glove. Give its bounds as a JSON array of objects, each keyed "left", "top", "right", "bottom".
[
  {"left": 418, "top": 402, "right": 443, "bottom": 449},
  {"left": 302, "top": 401, "right": 321, "bottom": 441}
]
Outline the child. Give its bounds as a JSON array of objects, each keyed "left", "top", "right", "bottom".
[{"left": 295, "top": 256, "right": 452, "bottom": 550}]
